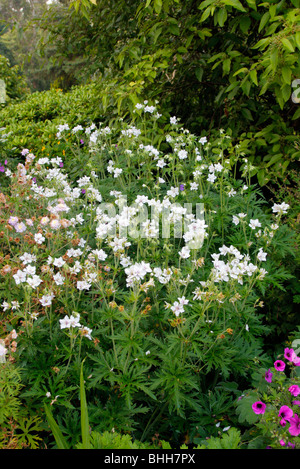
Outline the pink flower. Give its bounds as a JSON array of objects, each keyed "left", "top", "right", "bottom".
[
  {"left": 278, "top": 405, "right": 293, "bottom": 426},
  {"left": 14, "top": 222, "right": 26, "bottom": 233},
  {"left": 252, "top": 401, "right": 266, "bottom": 415},
  {"left": 289, "top": 385, "right": 300, "bottom": 397},
  {"left": 284, "top": 348, "right": 295, "bottom": 361},
  {"left": 284, "top": 348, "right": 300, "bottom": 366},
  {"left": 288, "top": 414, "right": 300, "bottom": 437},
  {"left": 274, "top": 360, "right": 285, "bottom": 371},
  {"left": 265, "top": 369, "right": 273, "bottom": 383}
]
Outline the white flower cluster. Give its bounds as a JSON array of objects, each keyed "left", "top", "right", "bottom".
[
  {"left": 210, "top": 245, "right": 267, "bottom": 284},
  {"left": 59, "top": 312, "right": 92, "bottom": 340}
]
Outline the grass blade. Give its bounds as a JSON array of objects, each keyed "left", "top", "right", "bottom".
[
  {"left": 80, "top": 359, "right": 91, "bottom": 449},
  {"left": 44, "top": 404, "right": 69, "bottom": 449}
]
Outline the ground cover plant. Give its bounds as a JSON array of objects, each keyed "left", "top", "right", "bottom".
[{"left": 0, "top": 103, "right": 299, "bottom": 449}]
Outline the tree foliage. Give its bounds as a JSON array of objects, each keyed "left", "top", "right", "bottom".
[{"left": 34, "top": 0, "right": 300, "bottom": 185}]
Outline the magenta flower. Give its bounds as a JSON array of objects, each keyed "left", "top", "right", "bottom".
[
  {"left": 284, "top": 347, "right": 300, "bottom": 365},
  {"left": 274, "top": 360, "right": 285, "bottom": 371},
  {"left": 284, "top": 348, "right": 295, "bottom": 361},
  {"left": 292, "top": 355, "right": 300, "bottom": 366},
  {"left": 252, "top": 401, "right": 266, "bottom": 414},
  {"left": 289, "top": 385, "right": 300, "bottom": 397},
  {"left": 288, "top": 414, "right": 300, "bottom": 437},
  {"left": 292, "top": 400, "right": 300, "bottom": 406},
  {"left": 265, "top": 369, "right": 273, "bottom": 383},
  {"left": 278, "top": 405, "right": 293, "bottom": 426}
]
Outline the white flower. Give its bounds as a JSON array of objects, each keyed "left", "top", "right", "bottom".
[
  {"left": 207, "top": 173, "right": 216, "bottom": 183},
  {"left": 232, "top": 215, "right": 239, "bottom": 226},
  {"left": 199, "top": 136, "right": 207, "bottom": 145},
  {"left": 144, "top": 105, "right": 156, "bottom": 113},
  {"left": 170, "top": 116, "right": 178, "bottom": 125},
  {"left": 72, "top": 125, "right": 83, "bottom": 133},
  {"left": 170, "top": 301, "right": 184, "bottom": 316},
  {"left": 53, "top": 257, "right": 65, "bottom": 268},
  {"left": 50, "top": 219, "right": 61, "bottom": 230},
  {"left": 179, "top": 246, "right": 190, "bottom": 259},
  {"left": 13, "top": 270, "right": 27, "bottom": 285},
  {"left": 69, "top": 313, "right": 81, "bottom": 327},
  {"left": 39, "top": 293, "right": 55, "bottom": 307},
  {"left": 228, "top": 188, "right": 236, "bottom": 197},
  {"left": 177, "top": 149, "right": 188, "bottom": 160},
  {"left": 113, "top": 168, "right": 123, "bottom": 178},
  {"left": 124, "top": 261, "right": 152, "bottom": 287},
  {"left": 157, "top": 159, "right": 166, "bottom": 168},
  {"left": 178, "top": 296, "right": 189, "bottom": 306},
  {"left": 53, "top": 272, "right": 65, "bottom": 285},
  {"left": 24, "top": 265, "right": 36, "bottom": 276},
  {"left": 272, "top": 202, "right": 289, "bottom": 215},
  {"left": 257, "top": 248, "right": 267, "bottom": 262},
  {"left": 167, "top": 186, "right": 179, "bottom": 198},
  {"left": 2, "top": 301, "right": 10, "bottom": 311},
  {"left": 80, "top": 326, "right": 92, "bottom": 340},
  {"left": 93, "top": 249, "right": 107, "bottom": 261},
  {"left": 77, "top": 280, "right": 92, "bottom": 290},
  {"left": 0, "top": 342, "right": 8, "bottom": 359},
  {"left": 59, "top": 316, "right": 72, "bottom": 329},
  {"left": 249, "top": 219, "right": 261, "bottom": 229},
  {"left": 34, "top": 233, "right": 45, "bottom": 245},
  {"left": 27, "top": 275, "right": 43, "bottom": 289}
]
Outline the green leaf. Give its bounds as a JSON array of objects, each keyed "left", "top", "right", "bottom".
[
  {"left": 222, "top": 58, "right": 231, "bottom": 75},
  {"left": 281, "top": 83, "right": 291, "bottom": 103},
  {"left": 258, "top": 12, "right": 270, "bottom": 33},
  {"left": 44, "top": 405, "right": 69, "bottom": 449},
  {"left": 153, "top": 0, "right": 163, "bottom": 14},
  {"left": 295, "top": 31, "right": 300, "bottom": 49},
  {"left": 222, "top": 0, "right": 246, "bottom": 12},
  {"left": 281, "top": 38, "right": 295, "bottom": 52},
  {"left": 236, "top": 393, "right": 260, "bottom": 425},
  {"left": 282, "top": 66, "right": 292, "bottom": 85},
  {"left": 269, "top": 49, "right": 278, "bottom": 71},
  {"left": 266, "top": 153, "right": 283, "bottom": 168},
  {"left": 80, "top": 360, "right": 91, "bottom": 449},
  {"left": 217, "top": 8, "right": 227, "bottom": 27},
  {"left": 249, "top": 69, "right": 258, "bottom": 86},
  {"left": 292, "top": 107, "right": 300, "bottom": 120},
  {"left": 195, "top": 67, "right": 204, "bottom": 82},
  {"left": 239, "top": 16, "right": 251, "bottom": 33}
]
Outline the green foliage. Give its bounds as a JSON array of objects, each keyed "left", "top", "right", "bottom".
[
  {"left": 32, "top": 0, "right": 300, "bottom": 186},
  {"left": 196, "top": 427, "right": 242, "bottom": 449},
  {"left": 0, "top": 55, "right": 29, "bottom": 103},
  {"left": 0, "top": 362, "right": 44, "bottom": 449}
]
